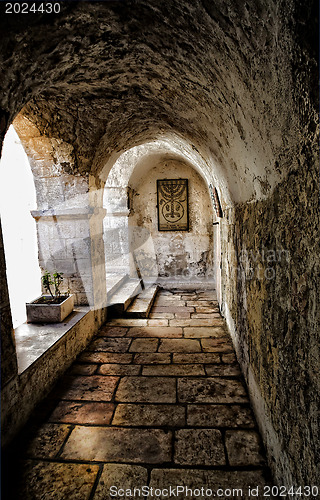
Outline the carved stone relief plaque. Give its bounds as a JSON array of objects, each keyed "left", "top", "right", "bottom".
[{"left": 157, "top": 179, "right": 189, "bottom": 231}]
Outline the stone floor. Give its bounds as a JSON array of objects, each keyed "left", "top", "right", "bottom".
[{"left": 3, "top": 289, "right": 275, "bottom": 499}]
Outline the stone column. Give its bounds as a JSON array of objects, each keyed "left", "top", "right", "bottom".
[
  {"left": 32, "top": 207, "right": 107, "bottom": 310},
  {"left": 103, "top": 209, "right": 131, "bottom": 276}
]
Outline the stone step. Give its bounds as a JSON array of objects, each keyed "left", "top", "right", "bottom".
[
  {"left": 106, "top": 274, "right": 129, "bottom": 300},
  {"left": 108, "top": 279, "right": 143, "bottom": 315},
  {"left": 125, "top": 284, "right": 159, "bottom": 318}
]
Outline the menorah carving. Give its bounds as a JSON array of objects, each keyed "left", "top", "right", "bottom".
[{"left": 157, "top": 179, "right": 189, "bottom": 231}]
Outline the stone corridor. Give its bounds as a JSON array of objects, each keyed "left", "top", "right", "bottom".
[{"left": 3, "top": 289, "right": 275, "bottom": 499}]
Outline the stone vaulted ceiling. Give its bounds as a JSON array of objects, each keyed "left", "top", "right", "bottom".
[{"left": 0, "top": 0, "right": 318, "bottom": 202}]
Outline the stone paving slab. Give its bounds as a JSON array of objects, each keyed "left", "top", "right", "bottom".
[
  {"left": 126, "top": 326, "right": 183, "bottom": 338},
  {"left": 68, "top": 363, "right": 98, "bottom": 375},
  {"left": 5, "top": 288, "right": 275, "bottom": 498},
  {"left": 116, "top": 376, "right": 176, "bottom": 403},
  {"left": 225, "top": 430, "right": 266, "bottom": 466},
  {"left": 178, "top": 377, "right": 249, "bottom": 403},
  {"left": 129, "top": 338, "right": 159, "bottom": 352},
  {"left": 152, "top": 306, "right": 195, "bottom": 313},
  {"left": 184, "top": 326, "right": 228, "bottom": 338},
  {"left": 49, "top": 401, "right": 115, "bottom": 425},
  {"left": 60, "top": 426, "right": 172, "bottom": 463},
  {"left": 57, "top": 375, "right": 119, "bottom": 401},
  {"left": 191, "top": 312, "right": 221, "bottom": 318},
  {"left": 11, "top": 461, "right": 99, "bottom": 500},
  {"left": 142, "top": 364, "right": 205, "bottom": 376},
  {"left": 186, "top": 300, "right": 218, "bottom": 307},
  {"left": 222, "top": 353, "right": 237, "bottom": 363},
  {"left": 149, "top": 312, "right": 175, "bottom": 319},
  {"left": 174, "top": 312, "right": 192, "bottom": 319},
  {"left": 195, "top": 306, "right": 220, "bottom": 313},
  {"left": 20, "top": 423, "right": 72, "bottom": 459},
  {"left": 154, "top": 302, "right": 186, "bottom": 309},
  {"left": 197, "top": 292, "right": 218, "bottom": 299},
  {"left": 78, "top": 352, "right": 133, "bottom": 364},
  {"left": 150, "top": 469, "right": 273, "bottom": 500},
  {"left": 94, "top": 464, "right": 148, "bottom": 500},
  {"left": 174, "top": 428, "right": 226, "bottom": 465},
  {"left": 187, "top": 404, "right": 255, "bottom": 428},
  {"left": 154, "top": 298, "right": 185, "bottom": 306},
  {"left": 158, "top": 339, "right": 201, "bottom": 352},
  {"left": 202, "top": 336, "right": 233, "bottom": 346},
  {"left": 205, "top": 364, "right": 242, "bottom": 377},
  {"left": 170, "top": 318, "right": 225, "bottom": 327},
  {"left": 147, "top": 319, "right": 170, "bottom": 326},
  {"left": 134, "top": 353, "right": 171, "bottom": 364},
  {"left": 112, "top": 404, "right": 185, "bottom": 427},
  {"left": 97, "top": 326, "right": 129, "bottom": 337},
  {"left": 98, "top": 363, "right": 141, "bottom": 376},
  {"left": 173, "top": 353, "right": 220, "bottom": 364},
  {"left": 88, "top": 338, "right": 131, "bottom": 352},
  {"left": 201, "top": 338, "right": 235, "bottom": 353},
  {"left": 109, "top": 318, "right": 149, "bottom": 327}
]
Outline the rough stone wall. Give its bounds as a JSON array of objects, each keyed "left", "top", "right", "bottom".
[
  {"left": 12, "top": 115, "right": 108, "bottom": 307},
  {"left": 129, "top": 160, "right": 214, "bottom": 282},
  {"left": 220, "top": 155, "right": 320, "bottom": 485}
]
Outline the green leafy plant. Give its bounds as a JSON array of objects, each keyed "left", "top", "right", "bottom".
[{"left": 41, "top": 271, "right": 66, "bottom": 300}]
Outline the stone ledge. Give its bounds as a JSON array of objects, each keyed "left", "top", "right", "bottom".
[
  {"left": 31, "top": 207, "right": 106, "bottom": 221},
  {"left": 2, "top": 306, "right": 107, "bottom": 448},
  {"left": 15, "top": 307, "right": 90, "bottom": 374}
]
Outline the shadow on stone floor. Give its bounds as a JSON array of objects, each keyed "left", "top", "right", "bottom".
[{"left": 2, "top": 289, "right": 276, "bottom": 500}]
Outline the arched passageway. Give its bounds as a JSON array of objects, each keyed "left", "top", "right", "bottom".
[
  {"left": 103, "top": 139, "right": 218, "bottom": 288},
  {"left": 0, "top": 0, "right": 318, "bottom": 492}
]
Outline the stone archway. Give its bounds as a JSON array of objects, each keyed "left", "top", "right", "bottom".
[
  {"left": 101, "top": 138, "right": 221, "bottom": 295},
  {"left": 128, "top": 158, "right": 215, "bottom": 285},
  {"left": 0, "top": 0, "right": 318, "bottom": 488}
]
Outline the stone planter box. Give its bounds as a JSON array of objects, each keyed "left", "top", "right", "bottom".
[{"left": 26, "top": 295, "right": 75, "bottom": 323}]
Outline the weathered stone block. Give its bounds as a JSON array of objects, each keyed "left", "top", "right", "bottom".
[
  {"left": 174, "top": 428, "right": 226, "bottom": 465},
  {"left": 56, "top": 375, "right": 119, "bottom": 401},
  {"left": 187, "top": 404, "right": 255, "bottom": 428},
  {"left": 94, "top": 464, "right": 148, "bottom": 500},
  {"left": 79, "top": 352, "right": 133, "bottom": 364},
  {"left": 127, "top": 326, "right": 183, "bottom": 338},
  {"left": 88, "top": 337, "right": 131, "bottom": 353},
  {"left": 129, "top": 338, "right": 159, "bottom": 352},
  {"left": 184, "top": 326, "right": 228, "bottom": 338},
  {"left": 112, "top": 404, "right": 185, "bottom": 427},
  {"left": 142, "top": 364, "right": 205, "bottom": 376},
  {"left": 133, "top": 353, "right": 171, "bottom": 364},
  {"left": 178, "top": 378, "right": 249, "bottom": 403},
  {"left": 158, "top": 339, "right": 201, "bottom": 352},
  {"left": 20, "top": 423, "right": 72, "bottom": 459},
  {"left": 98, "top": 364, "right": 140, "bottom": 376},
  {"left": 173, "top": 353, "right": 220, "bottom": 364},
  {"left": 49, "top": 401, "right": 115, "bottom": 425},
  {"left": 61, "top": 426, "right": 172, "bottom": 463},
  {"left": 225, "top": 430, "right": 266, "bottom": 466},
  {"left": 11, "top": 461, "right": 99, "bottom": 500},
  {"left": 115, "top": 376, "right": 176, "bottom": 403}
]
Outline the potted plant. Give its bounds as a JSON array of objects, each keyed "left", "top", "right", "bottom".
[{"left": 26, "top": 271, "right": 74, "bottom": 323}]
